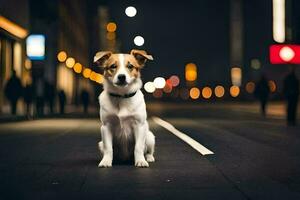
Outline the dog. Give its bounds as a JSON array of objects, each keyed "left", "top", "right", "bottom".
[{"left": 94, "top": 49, "right": 155, "bottom": 168}]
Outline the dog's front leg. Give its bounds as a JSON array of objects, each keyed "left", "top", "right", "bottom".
[
  {"left": 133, "top": 123, "right": 149, "bottom": 168},
  {"left": 98, "top": 125, "right": 113, "bottom": 167}
]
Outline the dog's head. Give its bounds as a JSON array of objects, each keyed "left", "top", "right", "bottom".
[{"left": 94, "top": 49, "right": 153, "bottom": 87}]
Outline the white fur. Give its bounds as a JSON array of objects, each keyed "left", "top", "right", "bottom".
[{"left": 98, "top": 57, "right": 155, "bottom": 168}]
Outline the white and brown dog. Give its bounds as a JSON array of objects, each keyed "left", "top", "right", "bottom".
[{"left": 94, "top": 49, "right": 155, "bottom": 168}]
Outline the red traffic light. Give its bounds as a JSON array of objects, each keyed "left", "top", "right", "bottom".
[{"left": 270, "top": 44, "right": 300, "bottom": 64}]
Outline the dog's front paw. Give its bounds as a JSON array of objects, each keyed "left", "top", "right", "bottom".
[
  {"left": 145, "top": 154, "right": 155, "bottom": 162},
  {"left": 98, "top": 158, "right": 112, "bottom": 168},
  {"left": 135, "top": 159, "right": 149, "bottom": 168}
]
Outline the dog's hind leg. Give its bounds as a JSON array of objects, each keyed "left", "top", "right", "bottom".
[{"left": 145, "top": 131, "right": 155, "bottom": 162}]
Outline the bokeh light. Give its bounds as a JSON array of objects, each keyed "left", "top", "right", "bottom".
[
  {"left": 169, "top": 75, "right": 180, "bottom": 87},
  {"left": 268, "top": 80, "right": 277, "bottom": 93},
  {"left": 153, "top": 77, "right": 166, "bottom": 89},
  {"left": 83, "top": 68, "right": 92, "bottom": 78},
  {"left": 202, "top": 87, "right": 212, "bottom": 99},
  {"left": 57, "top": 51, "right": 67, "bottom": 62},
  {"left": 73, "top": 63, "right": 82, "bottom": 73},
  {"left": 163, "top": 80, "right": 173, "bottom": 93},
  {"left": 279, "top": 46, "right": 295, "bottom": 62},
  {"left": 153, "top": 89, "right": 163, "bottom": 98},
  {"left": 230, "top": 86, "right": 240, "bottom": 97},
  {"left": 245, "top": 81, "right": 255, "bottom": 93},
  {"left": 250, "top": 59, "right": 261, "bottom": 70},
  {"left": 134, "top": 36, "right": 144, "bottom": 46},
  {"left": 65, "top": 57, "right": 75, "bottom": 68},
  {"left": 231, "top": 67, "right": 242, "bottom": 86},
  {"left": 214, "top": 85, "right": 225, "bottom": 98},
  {"left": 125, "top": 6, "right": 137, "bottom": 17},
  {"left": 106, "top": 22, "right": 117, "bottom": 32},
  {"left": 144, "top": 82, "right": 156, "bottom": 93},
  {"left": 94, "top": 73, "right": 104, "bottom": 84},
  {"left": 190, "top": 87, "right": 200, "bottom": 99},
  {"left": 185, "top": 63, "right": 197, "bottom": 81}
]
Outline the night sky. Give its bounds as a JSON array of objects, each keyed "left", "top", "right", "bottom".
[
  {"left": 98, "top": 0, "right": 290, "bottom": 88},
  {"left": 107, "top": 0, "right": 231, "bottom": 85}
]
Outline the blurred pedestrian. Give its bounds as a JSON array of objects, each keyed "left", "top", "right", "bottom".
[
  {"left": 254, "top": 75, "right": 270, "bottom": 116},
  {"left": 23, "top": 83, "right": 33, "bottom": 117},
  {"left": 81, "top": 89, "right": 90, "bottom": 113},
  {"left": 58, "top": 90, "right": 66, "bottom": 114},
  {"left": 35, "top": 79, "right": 45, "bottom": 116},
  {"left": 283, "top": 69, "right": 299, "bottom": 126},
  {"left": 45, "top": 81, "right": 55, "bottom": 114},
  {"left": 4, "top": 70, "right": 23, "bottom": 115}
]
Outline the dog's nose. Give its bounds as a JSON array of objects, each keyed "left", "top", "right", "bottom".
[{"left": 117, "top": 74, "right": 126, "bottom": 83}]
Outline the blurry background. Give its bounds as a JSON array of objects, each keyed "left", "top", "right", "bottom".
[{"left": 0, "top": 0, "right": 299, "bottom": 116}]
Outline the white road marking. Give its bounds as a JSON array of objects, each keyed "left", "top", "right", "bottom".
[{"left": 152, "top": 117, "right": 214, "bottom": 155}]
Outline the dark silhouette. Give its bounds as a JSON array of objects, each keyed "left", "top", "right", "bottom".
[
  {"left": 81, "top": 89, "right": 90, "bottom": 113},
  {"left": 45, "top": 82, "right": 56, "bottom": 114},
  {"left": 254, "top": 75, "right": 270, "bottom": 116},
  {"left": 283, "top": 69, "right": 299, "bottom": 126},
  {"left": 4, "top": 70, "right": 23, "bottom": 115},
  {"left": 23, "top": 83, "right": 33, "bottom": 117},
  {"left": 58, "top": 90, "right": 66, "bottom": 114},
  {"left": 35, "top": 79, "right": 45, "bottom": 116}
]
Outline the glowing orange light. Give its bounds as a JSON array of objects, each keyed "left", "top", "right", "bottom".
[
  {"left": 190, "top": 87, "right": 200, "bottom": 99},
  {"left": 106, "top": 22, "right": 117, "bottom": 32},
  {"left": 83, "top": 68, "right": 92, "bottom": 78},
  {"left": 57, "top": 51, "right": 67, "bottom": 62},
  {"left": 95, "top": 73, "right": 104, "bottom": 84},
  {"left": 185, "top": 63, "right": 197, "bottom": 81},
  {"left": 202, "top": 87, "right": 212, "bottom": 99},
  {"left": 268, "top": 80, "right": 276, "bottom": 93},
  {"left": 230, "top": 86, "right": 240, "bottom": 97},
  {"left": 0, "top": 15, "right": 28, "bottom": 39},
  {"left": 214, "top": 85, "right": 225, "bottom": 98},
  {"left": 90, "top": 71, "right": 98, "bottom": 81},
  {"left": 245, "top": 82, "right": 255, "bottom": 93},
  {"left": 73, "top": 63, "right": 82, "bottom": 73}
]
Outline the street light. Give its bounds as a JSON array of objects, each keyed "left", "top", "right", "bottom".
[{"left": 125, "top": 6, "right": 137, "bottom": 17}]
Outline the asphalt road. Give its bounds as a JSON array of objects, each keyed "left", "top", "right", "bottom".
[{"left": 0, "top": 103, "right": 300, "bottom": 200}]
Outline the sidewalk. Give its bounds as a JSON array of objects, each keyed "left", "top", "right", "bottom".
[{"left": 0, "top": 105, "right": 99, "bottom": 123}]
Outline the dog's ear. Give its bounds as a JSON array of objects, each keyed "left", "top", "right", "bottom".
[
  {"left": 94, "top": 51, "right": 112, "bottom": 66},
  {"left": 130, "top": 49, "right": 153, "bottom": 66}
]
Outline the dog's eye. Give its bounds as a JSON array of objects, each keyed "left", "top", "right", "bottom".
[
  {"left": 109, "top": 64, "right": 117, "bottom": 69},
  {"left": 127, "top": 63, "right": 134, "bottom": 71}
]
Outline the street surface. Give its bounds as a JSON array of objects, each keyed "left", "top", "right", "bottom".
[{"left": 0, "top": 102, "right": 300, "bottom": 200}]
